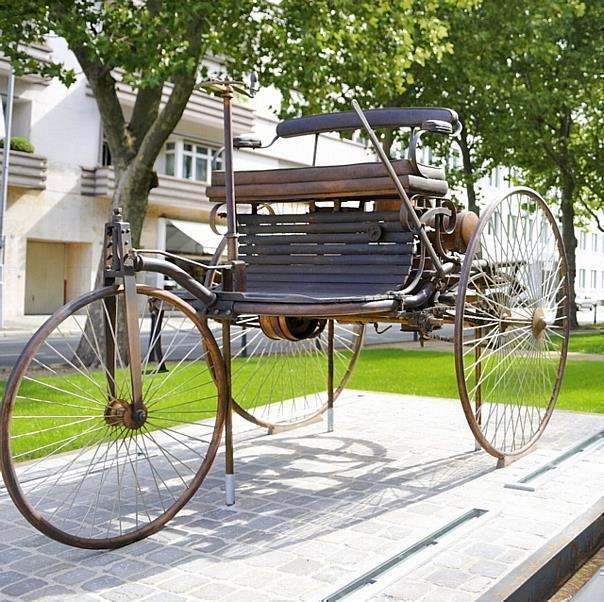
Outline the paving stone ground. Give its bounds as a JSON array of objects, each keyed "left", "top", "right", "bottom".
[{"left": 0, "top": 391, "right": 602, "bottom": 601}]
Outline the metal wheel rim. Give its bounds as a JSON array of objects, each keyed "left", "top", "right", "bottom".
[
  {"left": 1, "top": 285, "right": 227, "bottom": 549},
  {"left": 454, "top": 187, "right": 570, "bottom": 458}
]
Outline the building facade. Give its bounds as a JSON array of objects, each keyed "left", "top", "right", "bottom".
[
  {"left": 1, "top": 39, "right": 602, "bottom": 319},
  {"left": 1, "top": 40, "right": 368, "bottom": 318}
]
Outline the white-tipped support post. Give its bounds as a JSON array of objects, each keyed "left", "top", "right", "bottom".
[
  {"left": 327, "top": 407, "right": 334, "bottom": 433},
  {"left": 225, "top": 473, "right": 235, "bottom": 506}
]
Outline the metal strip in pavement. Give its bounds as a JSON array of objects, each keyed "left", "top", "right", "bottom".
[
  {"left": 321, "top": 507, "right": 488, "bottom": 602},
  {"left": 504, "top": 430, "right": 604, "bottom": 492}
]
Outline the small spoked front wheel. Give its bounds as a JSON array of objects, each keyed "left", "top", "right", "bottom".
[
  {"left": 455, "top": 188, "right": 569, "bottom": 459},
  {"left": 211, "top": 316, "right": 364, "bottom": 431},
  {"left": 1, "top": 285, "right": 226, "bottom": 549}
]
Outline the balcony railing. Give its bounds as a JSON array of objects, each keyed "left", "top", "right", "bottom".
[
  {"left": 81, "top": 166, "right": 213, "bottom": 210},
  {"left": 0, "top": 149, "right": 47, "bottom": 189}
]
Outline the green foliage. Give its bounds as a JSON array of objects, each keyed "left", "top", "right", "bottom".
[
  {"left": 0, "top": 1, "right": 259, "bottom": 88},
  {"left": 0, "top": 136, "right": 35, "bottom": 153},
  {"left": 254, "top": 0, "right": 476, "bottom": 118}
]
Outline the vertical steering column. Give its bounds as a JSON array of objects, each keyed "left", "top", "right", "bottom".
[{"left": 222, "top": 90, "right": 238, "bottom": 263}]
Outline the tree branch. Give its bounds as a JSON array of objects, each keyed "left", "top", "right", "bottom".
[
  {"left": 127, "top": 0, "right": 164, "bottom": 154},
  {"left": 70, "top": 44, "right": 131, "bottom": 169},
  {"left": 128, "top": 85, "right": 163, "bottom": 154},
  {"left": 135, "top": 17, "right": 206, "bottom": 169},
  {"left": 579, "top": 199, "right": 604, "bottom": 232}
]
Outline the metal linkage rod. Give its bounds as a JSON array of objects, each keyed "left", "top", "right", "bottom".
[{"left": 351, "top": 100, "right": 446, "bottom": 278}]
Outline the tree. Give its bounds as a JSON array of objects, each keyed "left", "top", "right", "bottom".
[
  {"left": 0, "top": 0, "right": 263, "bottom": 248},
  {"left": 1, "top": 0, "right": 464, "bottom": 249},
  {"left": 480, "top": 0, "right": 604, "bottom": 328},
  {"left": 1, "top": 0, "right": 463, "bottom": 362},
  {"left": 397, "top": 1, "right": 604, "bottom": 326}
]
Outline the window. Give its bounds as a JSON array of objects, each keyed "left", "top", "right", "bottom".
[
  {"left": 602, "top": 271, "right": 604, "bottom": 289},
  {"left": 578, "top": 269, "right": 586, "bottom": 288},
  {"left": 164, "top": 142, "right": 175, "bottom": 176},
  {"left": 487, "top": 213, "right": 503, "bottom": 238},
  {"left": 1, "top": 96, "right": 31, "bottom": 139},
  {"left": 578, "top": 231, "right": 587, "bottom": 250},
  {"left": 160, "top": 139, "right": 222, "bottom": 182},
  {"left": 101, "top": 140, "right": 112, "bottom": 166},
  {"left": 591, "top": 233, "right": 598, "bottom": 253},
  {"left": 591, "top": 270, "right": 597, "bottom": 289}
]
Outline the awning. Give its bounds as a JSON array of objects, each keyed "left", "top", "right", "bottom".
[{"left": 167, "top": 219, "right": 224, "bottom": 255}]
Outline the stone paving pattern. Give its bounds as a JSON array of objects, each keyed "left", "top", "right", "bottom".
[{"left": 0, "top": 391, "right": 602, "bottom": 601}]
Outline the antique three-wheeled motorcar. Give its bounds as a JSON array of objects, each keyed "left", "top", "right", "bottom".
[{"left": 0, "top": 80, "right": 569, "bottom": 548}]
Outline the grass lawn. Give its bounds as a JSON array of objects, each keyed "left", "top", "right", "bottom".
[
  {"left": 569, "top": 332, "right": 604, "bottom": 354},
  {"left": 348, "top": 348, "right": 604, "bottom": 414},
  {"left": 1, "top": 345, "right": 602, "bottom": 462}
]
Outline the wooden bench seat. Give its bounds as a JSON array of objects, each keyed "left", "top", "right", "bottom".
[
  {"left": 207, "top": 159, "right": 447, "bottom": 203},
  {"left": 237, "top": 210, "right": 413, "bottom": 300}
]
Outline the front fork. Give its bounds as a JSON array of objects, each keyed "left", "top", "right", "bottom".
[{"left": 103, "top": 209, "right": 146, "bottom": 421}]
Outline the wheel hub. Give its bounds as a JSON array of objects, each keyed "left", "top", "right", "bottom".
[
  {"left": 532, "top": 307, "right": 547, "bottom": 338},
  {"left": 104, "top": 400, "right": 148, "bottom": 429}
]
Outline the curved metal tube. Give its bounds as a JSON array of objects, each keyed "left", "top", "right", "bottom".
[
  {"left": 137, "top": 257, "right": 217, "bottom": 308},
  {"left": 403, "top": 262, "right": 456, "bottom": 309}
]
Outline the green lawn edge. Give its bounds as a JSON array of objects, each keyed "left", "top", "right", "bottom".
[{"left": 349, "top": 348, "right": 604, "bottom": 414}]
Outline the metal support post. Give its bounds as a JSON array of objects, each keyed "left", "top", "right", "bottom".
[
  {"left": 222, "top": 92, "right": 238, "bottom": 263},
  {"left": 223, "top": 320, "right": 236, "bottom": 505},
  {"left": 327, "top": 320, "right": 335, "bottom": 432}
]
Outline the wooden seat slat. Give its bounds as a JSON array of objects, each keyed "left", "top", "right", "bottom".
[
  {"left": 240, "top": 242, "right": 411, "bottom": 255},
  {"left": 239, "top": 211, "right": 401, "bottom": 225},
  {"left": 240, "top": 231, "right": 411, "bottom": 245},
  {"left": 246, "top": 272, "right": 405, "bottom": 285},
  {"left": 247, "top": 264, "right": 409, "bottom": 276},
  {"left": 244, "top": 282, "right": 394, "bottom": 295},
  {"left": 241, "top": 254, "right": 412, "bottom": 266},
  {"left": 208, "top": 174, "right": 447, "bottom": 203},
  {"left": 239, "top": 220, "right": 404, "bottom": 235},
  {"left": 211, "top": 159, "right": 445, "bottom": 187}
]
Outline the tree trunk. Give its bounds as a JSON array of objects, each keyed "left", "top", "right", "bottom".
[
  {"left": 75, "top": 161, "right": 157, "bottom": 367},
  {"left": 113, "top": 161, "right": 158, "bottom": 248},
  {"left": 382, "top": 127, "right": 394, "bottom": 158},
  {"left": 560, "top": 173, "right": 579, "bottom": 329},
  {"left": 458, "top": 127, "right": 479, "bottom": 214}
]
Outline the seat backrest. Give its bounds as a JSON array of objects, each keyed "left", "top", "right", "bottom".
[
  {"left": 276, "top": 107, "right": 459, "bottom": 139},
  {"left": 238, "top": 210, "right": 413, "bottom": 299}
]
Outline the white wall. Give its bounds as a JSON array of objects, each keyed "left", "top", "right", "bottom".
[{"left": 12, "top": 37, "right": 102, "bottom": 167}]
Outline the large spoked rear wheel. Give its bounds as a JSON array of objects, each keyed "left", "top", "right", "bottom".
[
  {"left": 212, "top": 317, "right": 364, "bottom": 431},
  {"left": 1, "top": 285, "right": 226, "bottom": 549},
  {"left": 204, "top": 235, "right": 365, "bottom": 431},
  {"left": 454, "top": 188, "right": 569, "bottom": 459}
]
